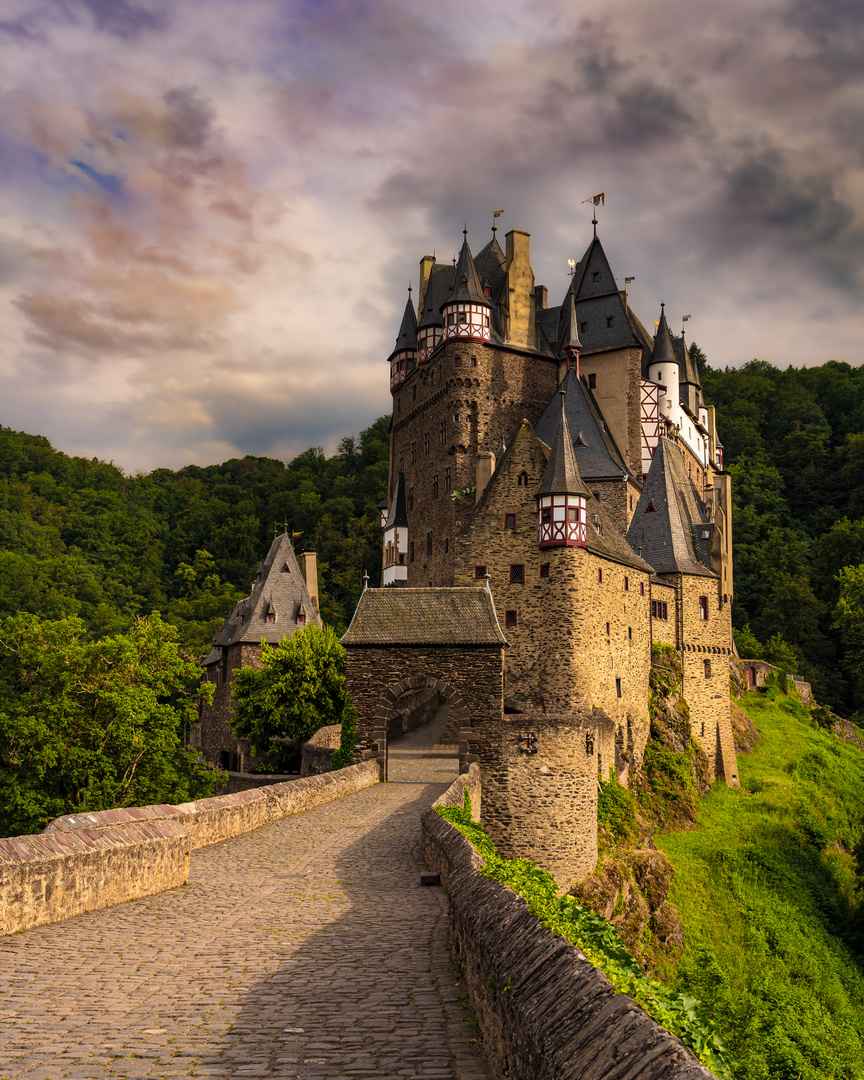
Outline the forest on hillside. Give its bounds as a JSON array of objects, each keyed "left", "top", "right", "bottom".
[{"left": 0, "top": 353, "right": 862, "bottom": 718}]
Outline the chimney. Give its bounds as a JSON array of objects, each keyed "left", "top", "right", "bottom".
[
  {"left": 418, "top": 255, "right": 436, "bottom": 314},
  {"left": 475, "top": 451, "right": 495, "bottom": 502},
  {"left": 503, "top": 229, "right": 535, "bottom": 348},
  {"left": 300, "top": 552, "right": 319, "bottom": 614},
  {"left": 534, "top": 285, "right": 548, "bottom": 310}
]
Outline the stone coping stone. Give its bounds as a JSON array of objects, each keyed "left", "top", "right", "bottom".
[{"left": 422, "top": 766, "right": 716, "bottom": 1080}]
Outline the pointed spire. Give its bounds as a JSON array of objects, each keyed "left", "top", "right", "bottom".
[
  {"left": 537, "top": 389, "right": 591, "bottom": 497},
  {"left": 393, "top": 288, "right": 417, "bottom": 352},
  {"left": 442, "top": 230, "right": 490, "bottom": 309},
  {"left": 651, "top": 303, "right": 677, "bottom": 366},
  {"left": 558, "top": 291, "right": 582, "bottom": 358}
]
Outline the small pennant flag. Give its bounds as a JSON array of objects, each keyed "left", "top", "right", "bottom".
[
  {"left": 582, "top": 192, "right": 606, "bottom": 206},
  {"left": 682, "top": 314, "right": 692, "bottom": 322},
  {"left": 624, "top": 276, "right": 635, "bottom": 284},
  {"left": 654, "top": 321, "right": 660, "bottom": 330},
  {"left": 292, "top": 531, "right": 303, "bottom": 538}
]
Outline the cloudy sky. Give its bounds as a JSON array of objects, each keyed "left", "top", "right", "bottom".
[{"left": 1, "top": 0, "right": 862, "bottom": 473}]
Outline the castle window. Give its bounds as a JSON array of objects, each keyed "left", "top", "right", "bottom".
[
  {"left": 444, "top": 538, "right": 449, "bottom": 554},
  {"left": 475, "top": 565, "right": 487, "bottom": 579},
  {"left": 485, "top": 316, "right": 490, "bottom": 327},
  {"left": 616, "top": 677, "right": 622, "bottom": 698},
  {"left": 510, "top": 564, "right": 525, "bottom": 584},
  {"left": 588, "top": 373, "right": 596, "bottom": 389},
  {"left": 628, "top": 626, "right": 632, "bottom": 640},
  {"left": 484, "top": 285, "right": 491, "bottom": 297},
  {"left": 440, "top": 420, "right": 446, "bottom": 444},
  {"left": 580, "top": 321, "right": 587, "bottom": 333},
  {"left": 399, "top": 452, "right": 404, "bottom": 471},
  {"left": 297, "top": 613, "right": 306, "bottom": 626},
  {"left": 408, "top": 487, "right": 414, "bottom": 511},
  {"left": 651, "top": 601, "right": 668, "bottom": 620},
  {"left": 630, "top": 495, "right": 633, "bottom": 510},
  {"left": 541, "top": 507, "right": 552, "bottom": 522},
  {"left": 699, "top": 595, "right": 708, "bottom": 621},
  {"left": 458, "top": 312, "right": 467, "bottom": 324},
  {"left": 424, "top": 432, "right": 430, "bottom": 455},
  {"left": 586, "top": 733, "right": 595, "bottom": 755},
  {"left": 280, "top": 563, "right": 290, "bottom": 573},
  {"left": 505, "top": 610, "right": 518, "bottom": 628},
  {"left": 568, "top": 507, "right": 579, "bottom": 522},
  {"left": 704, "top": 659, "right": 712, "bottom": 678},
  {"left": 598, "top": 568, "right": 603, "bottom": 584},
  {"left": 640, "top": 582, "right": 645, "bottom": 596},
  {"left": 411, "top": 441, "right": 416, "bottom": 464},
  {"left": 540, "top": 563, "right": 550, "bottom": 578},
  {"left": 266, "top": 613, "right": 276, "bottom": 623},
  {"left": 454, "top": 356, "right": 461, "bottom": 367},
  {"left": 471, "top": 356, "right": 477, "bottom": 367},
  {"left": 432, "top": 475, "right": 439, "bottom": 500},
  {"left": 518, "top": 470, "right": 529, "bottom": 486},
  {"left": 427, "top": 531, "right": 433, "bottom": 557},
  {"left": 447, "top": 313, "right": 455, "bottom": 326},
  {"left": 624, "top": 576, "right": 629, "bottom": 591},
  {"left": 461, "top": 277, "right": 468, "bottom": 289},
  {"left": 444, "top": 467, "right": 451, "bottom": 494},
  {"left": 410, "top": 541, "right": 415, "bottom": 563},
  {"left": 645, "top": 501, "right": 656, "bottom": 513},
  {"left": 592, "top": 271, "right": 601, "bottom": 282},
  {"left": 606, "top": 622, "right": 610, "bottom": 636},
  {"left": 504, "top": 513, "right": 516, "bottom": 529},
  {"left": 606, "top": 316, "right": 614, "bottom": 328}
]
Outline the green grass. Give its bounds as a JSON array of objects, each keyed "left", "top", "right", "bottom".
[{"left": 657, "top": 692, "right": 864, "bottom": 1080}]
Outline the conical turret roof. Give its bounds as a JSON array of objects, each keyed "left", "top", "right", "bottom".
[
  {"left": 443, "top": 231, "right": 490, "bottom": 309},
  {"left": 383, "top": 471, "right": 409, "bottom": 530},
  {"left": 417, "top": 265, "right": 453, "bottom": 329},
  {"left": 536, "top": 389, "right": 591, "bottom": 497},
  {"left": 558, "top": 291, "right": 583, "bottom": 357},
  {"left": 390, "top": 291, "right": 417, "bottom": 356},
  {"left": 651, "top": 304, "right": 677, "bottom": 366}
]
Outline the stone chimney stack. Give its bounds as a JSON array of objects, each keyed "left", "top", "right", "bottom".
[
  {"left": 300, "top": 552, "right": 319, "bottom": 613},
  {"left": 503, "top": 229, "right": 536, "bottom": 349},
  {"left": 418, "top": 255, "right": 436, "bottom": 314}
]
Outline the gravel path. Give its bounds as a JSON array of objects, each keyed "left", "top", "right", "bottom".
[{"left": 0, "top": 713, "right": 493, "bottom": 1080}]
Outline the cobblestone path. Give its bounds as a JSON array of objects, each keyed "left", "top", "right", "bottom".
[{"left": 0, "top": 716, "right": 493, "bottom": 1080}]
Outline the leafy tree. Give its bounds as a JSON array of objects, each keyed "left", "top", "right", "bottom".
[
  {"left": 229, "top": 623, "right": 356, "bottom": 769},
  {"left": 0, "top": 612, "right": 220, "bottom": 836},
  {"left": 163, "top": 549, "right": 245, "bottom": 658},
  {"left": 833, "top": 564, "right": 864, "bottom": 706},
  {"left": 733, "top": 624, "right": 763, "bottom": 659}
]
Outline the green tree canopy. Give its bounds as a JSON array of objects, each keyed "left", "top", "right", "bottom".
[
  {"left": 229, "top": 623, "right": 355, "bottom": 766},
  {"left": 0, "top": 611, "right": 220, "bottom": 836}
]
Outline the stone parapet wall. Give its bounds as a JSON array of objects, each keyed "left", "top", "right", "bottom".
[
  {"left": 421, "top": 766, "right": 715, "bottom": 1080},
  {"left": 301, "top": 724, "right": 342, "bottom": 777},
  {"left": 2, "top": 760, "right": 381, "bottom": 936},
  {"left": 734, "top": 657, "right": 813, "bottom": 705}
]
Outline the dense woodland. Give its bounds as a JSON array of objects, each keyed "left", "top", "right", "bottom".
[{"left": 0, "top": 354, "right": 862, "bottom": 718}]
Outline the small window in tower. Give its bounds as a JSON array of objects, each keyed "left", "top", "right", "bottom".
[
  {"left": 606, "top": 316, "right": 614, "bottom": 328},
  {"left": 598, "top": 568, "right": 603, "bottom": 584},
  {"left": 432, "top": 475, "right": 439, "bottom": 500},
  {"left": 518, "top": 471, "right": 528, "bottom": 487},
  {"left": 408, "top": 487, "right": 414, "bottom": 512},
  {"left": 426, "top": 531, "right": 433, "bottom": 557},
  {"left": 458, "top": 312, "right": 467, "bottom": 324},
  {"left": 505, "top": 513, "right": 516, "bottom": 529},
  {"left": 410, "top": 541, "right": 415, "bottom": 563},
  {"left": 568, "top": 507, "right": 579, "bottom": 522},
  {"left": 699, "top": 595, "right": 708, "bottom": 621},
  {"left": 424, "top": 433, "right": 430, "bottom": 455},
  {"left": 540, "top": 563, "right": 550, "bottom": 578},
  {"left": 628, "top": 626, "right": 632, "bottom": 640},
  {"left": 454, "top": 356, "right": 461, "bottom": 367},
  {"left": 484, "top": 284, "right": 491, "bottom": 297},
  {"left": 640, "top": 581, "right": 645, "bottom": 596},
  {"left": 485, "top": 316, "right": 490, "bottom": 327},
  {"left": 580, "top": 321, "right": 587, "bottom": 333},
  {"left": 444, "top": 467, "right": 451, "bottom": 494},
  {"left": 444, "top": 538, "right": 449, "bottom": 554},
  {"left": 629, "top": 495, "right": 633, "bottom": 510},
  {"left": 266, "top": 613, "right": 276, "bottom": 623},
  {"left": 645, "top": 501, "right": 656, "bottom": 513},
  {"left": 411, "top": 441, "right": 416, "bottom": 464},
  {"left": 541, "top": 507, "right": 552, "bottom": 522},
  {"left": 704, "top": 659, "right": 712, "bottom": 678},
  {"left": 461, "top": 276, "right": 468, "bottom": 289},
  {"left": 588, "top": 373, "right": 597, "bottom": 389},
  {"left": 616, "top": 677, "right": 622, "bottom": 698},
  {"left": 475, "top": 565, "right": 487, "bottom": 579},
  {"left": 624, "top": 576, "right": 629, "bottom": 591},
  {"left": 297, "top": 613, "right": 306, "bottom": 626},
  {"left": 510, "top": 564, "right": 525, "bottom": 584},
  {"left": 280, "top": 563, "right": 290, "bottom": 573},
  {"left": 505, "top": 610, "right": 518, "bottom": 628},
  {"left": 447, "top": 313, "right": 455, "bottom": 326},
  {"left": 606, "top": 622, "right": 610, "bottom": 635},
  {"left": 471, "top": 356, "right": 477, "bottom": 367}
]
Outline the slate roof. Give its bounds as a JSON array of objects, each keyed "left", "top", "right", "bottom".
[
  {"left": 388, "top": 293, "right": 417, "bottom": 360},
  {"left": 651, "top": 305, "right": 676, "bottom": 366},
  {"left": 417, "top": 265, "right": 454, "bottom": 329},
  {"left": 443, "top": 234, "right": 491, "bottom": 308},
  {"left": 557, "top": 291, "right": 583, "bottom": 356},
  {"left": 384, "top": 471, "right": 408, "bottom": 530},
  {"left": 536, "top": 389, "right": 591, "bottom": 497},
  {"left": 534, "top": 369, "right": 631, "bottom": 482},
  {"left": 341, "top": 587, "right": 507, "bottom": 646},
  {"left": 474, "top": 232, "right": 507, "bottom": 301},
  {"left": 201, "top": 532, "right": 322, "bottom": 664},
  {"left": 626, "top": 438, "right": 716, "bottom": 577}
]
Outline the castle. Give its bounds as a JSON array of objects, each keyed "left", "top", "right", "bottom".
[{"left": 342, "top": 220, "right": 739, "bottom": 887}]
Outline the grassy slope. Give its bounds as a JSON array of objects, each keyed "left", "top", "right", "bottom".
[{"left": 657, "top": 692, "right": 864, "bottom": 1080}]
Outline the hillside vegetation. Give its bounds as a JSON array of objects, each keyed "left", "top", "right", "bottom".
[{"left": 659, "top": 689, "right": 864, "bottom": 1080}]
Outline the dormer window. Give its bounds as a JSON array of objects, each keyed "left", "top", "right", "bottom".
[
  {"left": 266, "top": 613, "right": 276, "bottom": 623},
  {"left": 297, "top": 613, "right": 306, "bottom": 626},
  {"left": 646, "top": 501, "right": 656, "bottom": 513},
  {"left": 580, "top": 321, "right": 587, "bottom": 333},
  {"left": 606, "top": 317, "right": 614, "bottom": 328},
  {"left": 280, "top": 563, "right": 290, "bottom": 573},
  {"left": 588, "top": 373, "right": 596, "bottom": 389},
  {"left": 592, "top": 272, "right": 601, "bottom": 282},
  {"left": 461, "top": 276, "right": 468, "bottom": 289},
  {"left": 484, "top": 285, "right": 491, "bottom": 297}
]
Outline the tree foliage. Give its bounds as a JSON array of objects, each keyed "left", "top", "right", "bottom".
[
  {"left": 0, "top": 612, "right": 220, "bottom": 836},
  {"left": 228, "top": 623, "right": 355, "bottom": 767}
]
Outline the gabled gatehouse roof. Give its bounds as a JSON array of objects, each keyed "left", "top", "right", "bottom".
[{"left": 341, "top": 588, "right": 507, "bottom": 646}]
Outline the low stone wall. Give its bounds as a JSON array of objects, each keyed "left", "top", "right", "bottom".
[
  {"left": 2, "top": 760, "right": 382, "bottom": 936},
  {"left": 733, "top": 656, "right": 813, "bottom": 704},
  {"left": 301, "top": 724, "right": 342, "bottom": 777},
  {"left": 421, "top": 766, "right": 715, "bottom": 1080},
  {"left": 218, "top": 771, "right": 299, "bottom": 793}
]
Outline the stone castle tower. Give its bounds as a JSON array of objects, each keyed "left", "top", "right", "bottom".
[{"left": 363, "top": 221, "right": 738, "bottom": 886}]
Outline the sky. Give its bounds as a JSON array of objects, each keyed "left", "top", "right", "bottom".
[{"left": 1, "top": 0, "right": 863, "bottom": 474}]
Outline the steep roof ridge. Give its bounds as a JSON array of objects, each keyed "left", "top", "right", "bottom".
[
  {"left": 389, "top": 292, "right": 417, "bottom": 357},
  {"left": 443, "top": 233, "right": 491, "bottom": 308},
  {"left": 417, "top": 265, "right": 454, "bottom": 329},
  {"left": 536, "top": 388, "right": 591, "bottom": 497},
  {"left": 384, "top": 470, "right": 409, "bottom": 530},
  {"left": 558, "top": 291, "right": 583, "bottom": 356},
  {"left": 626, "top": 438, "right": 714, "bottom": 577},
  {"left": 651, "top": 305, "right": 677, "bottom": 366},
  {"left": 341, "top": 587, "right": 507, "bottom": 646}
]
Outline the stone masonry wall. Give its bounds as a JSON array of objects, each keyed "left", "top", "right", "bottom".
[
  {"left": 2, "top": 761, "right": 381, "bottom": 936},
  {"left": 580, "top": 345, "right": 644, "bottom": 478},
  {"left": 194, "top": 642, "right": 261, "bottom": 769},
  {"left": 390, "top": 339, "right": 557, "bottom": 586},
  {"left": 300, "top": 724, "right": 342, "bottom": 777},
  {"left": 421, "top": 768, "right": 716, "bottom": 1080}
]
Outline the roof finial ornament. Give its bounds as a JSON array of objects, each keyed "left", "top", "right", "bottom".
[
  {"left": 463, "top": 220, "right": 468, "bottom": 239},
  {"left": 483, "top": 570, "right": 491, "bottom": 593},
  {"left": 486, "top": 209, "right": 504, "bottom": 234},
  {"left": 362, "top": 569, "right": 369, "bottom": 592},
  {"left": 283, "top": 515, "right": 290, "bottom": 536},
  {"left": 408, "top": 279, "right": 412, "bottom": 296}
]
